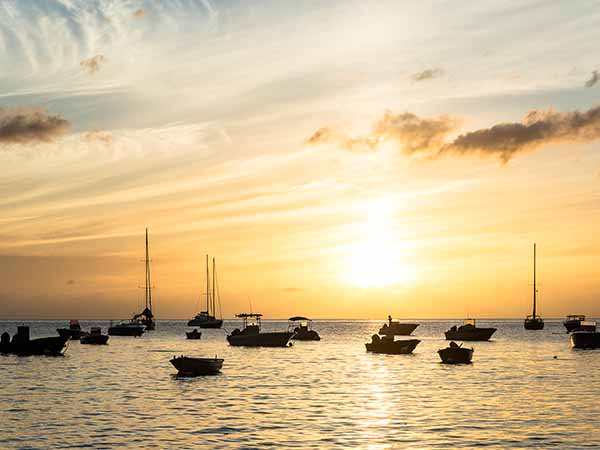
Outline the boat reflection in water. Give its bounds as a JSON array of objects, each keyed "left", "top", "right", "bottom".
[
  {"left": 0, "top": 326, "right": 69, "bottom": 356},
  {"left": 571, "top": 321, "right": 600, "bottom": 349},
  {"left": 365, "top": 334, "right": 420, "bottom": 354},
  {"left": 288, "top": 316, "right": 320, "bottom": 341},
  {"left": 227, "top": 313, "right": 294, "bottom": 347},
  {"left": 445, "top": 319, "right": 496, "bottom": 341},
  {"left": 170, "top": 356, "right": 223, "bottom": 376},
  {"left": 438, "top": 341, "right": 474, "bottom": 364}
]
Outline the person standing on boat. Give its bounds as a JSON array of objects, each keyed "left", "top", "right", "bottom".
[{"left": 388, "top": 315, "right": 392, "bottom": 326}]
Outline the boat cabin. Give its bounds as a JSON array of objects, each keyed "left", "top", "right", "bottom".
[
  {"left": 463, "top": 318, "right": 476, "bottom": 327},
  {"left": 69, "top": 320, "right": 82, "bottom": 330},
  {"left": 233, "top": 313, "right": 263, "bottom": 335},
  {"left": 566, "top": 315, "right": 586, "bottom": 322},
  {"left": 579, "top": 321, "right": 597, "bottom": 332},
  {"left": 288, "top": 316, "right": 312, "bottom": 332}
]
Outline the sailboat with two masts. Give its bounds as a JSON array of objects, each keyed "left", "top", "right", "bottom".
[
  {"left": 524, "top": 243, "right": 544, "bottom": 330},
  {"left": 187, "top": 255, "right": 223, "bottom": 328}
]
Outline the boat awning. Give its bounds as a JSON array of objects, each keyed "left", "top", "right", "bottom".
[
  {"left": 236, "top": 313, "right": 263, "bottom": 318},
  {"left": 288, "top": 316, "right": 310, "bottom": 321}
]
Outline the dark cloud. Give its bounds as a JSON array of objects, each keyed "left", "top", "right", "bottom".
[
  {"left": 411, "top": 68, "right": 444, "bottom": 82},
  {"left": 0, "top": 107, "right": 70, "bottom": 144},
  {"left": 585, "top": 70, "right": 599, "bottom": 88},
  {"left": 80, "top": 55, "right": 106, "bottom": 74},
  {"left": 66, "top": 279, "right": 76, "bottom": 285},
  {"left": 133, "top": 8, "right": 145, "bottom": 18}
]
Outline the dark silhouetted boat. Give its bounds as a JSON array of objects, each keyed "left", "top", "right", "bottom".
[
  {"left": 563, "top": 315, "right": 586, "bottom": 332},
  {"left": 524, "top": 243, "right": 544, "bottom": 330},
  {"left": 170, "top": 355, "right": 223, "bottom": 376},
  {"left": 188, "top": 256, "right": 223, "bottom": 328},
  {"left": 80, "top": 327, "right": 109, "bottom": 345},
  {"left": 57, "top": 320, "right": 89, "bottom": 340},
  {"left": 288, "top": 316, "right": 320, "bottom": 341},
  {"left": 186, "top": 329, "right": 202, "bottom": 340},
  {"left": 438, "top": 341, "right": 474, "bottom": 364},
  {"left": 131, "top": 228, "right": 156, "bottom": 331},
  {"left": 445, "top": 319, "right": 496, "bottom": 341},
  {"left": 365, "top": 334, "right": 420, "bottom": 354},
  {"left": 379, "top": 315, "right": 419, "bottom": 336},
  {"left": 0, "top": 326, "right": 69, "bottom": 356},
  {"left": 570, "top": 322, "right": 600, "bottom": 349},
  {"left": 108, "top": 321, "right": 145, "bottom": 337},
  {"left": 227, "top": 313, "right": 294, "bottom": 347}
]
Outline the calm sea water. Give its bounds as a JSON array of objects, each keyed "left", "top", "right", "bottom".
[{"left": 1, "top": 319, "right": 599, "bottom": 449}]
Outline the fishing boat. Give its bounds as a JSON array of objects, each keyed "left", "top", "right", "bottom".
[
  {"left": 80, "top": 327, "right": 109, "bottom": 345},
  {"left": 438, "top": 341, "right": 474, "bottom": 364},
  {"left": 187, "top": 256, "right": 223, "bottom": 328},
  {"left": 570, "top": 322, "right": 600, "bottom": 349},
  {"left": 445, "top": 319, "right": 496, "bottom": 341},
  {"left": 108, "top": 320, "right": 145, "bottom": 337},
  {"left": 131, "top": 228, "right": 155, "bottom": 331},
  {"left": 288, "top": 316, "right": 320, "bottom": 341},
  {"left": 170, "top": 355, "right": 224, "bottom": 376},
  {"left": 365, "top": 334, "right": 420, "bottom": 354},
  {"left": 379, "top": 316, "right": 419, "bottom": 336},
  {"left": 563, "top": 315, "right": 586, "bottom": 332},
  {"left": 227, "top": 313, "right": 294, "bottom": 347},
  {"left": 186, "top": 329, "right": 202, "bottom": 340},
  {"left": 524, "top": 243, "right": 544, "bottom": 330},
  {"left": 0, "top": 326, "right": 69, "bottom": 356},
  {"left": 57, "top": 320, "right": 89, "bottom": 340}
]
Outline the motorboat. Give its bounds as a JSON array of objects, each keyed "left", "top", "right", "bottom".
[
  {"left": 288, "top": 316, "right": 320, "bottom": 341},
  {"left": 187, "top": 256, "right": 223, "bottom": 328},
  {"left": 108, "top": 321, "right": 145, "bottom": 337},
  {"left": 445, "top": 319, "right": 496, "bottom": 341},
  {"left": 438, "top": 341, "right": 474, "bottom": 364},
  {"left": 170, "top": 355, "right": 223, "bottom": 376},
  {"left": 227, "top": 313, "right": 294, "bottom": 347},
  {"left": 80, "top": 327, "right": 109, "bottom": 345},
  {"left": 524, "top": 243, "right": 544, "bottom": 330},
  {"left": 570, "top": 322, "right": 600, "bottom": 349},
  {"left": 563, "top": 315, "right": 587, "bottom": 332},
  {"left": 57, "top": 320, "right": 89, "bottom": 340},
  {"left": 365, "top": 334, "right": 420, "bottom": 354},
  {"left": 0, "top": 326, "right": 69, "bottom": 356},
  {"left": 186, "top": 329, "right": 202, "bottom": 340},
  {"left": 379, "top": 316, "right": 419, "bottom": 336}
]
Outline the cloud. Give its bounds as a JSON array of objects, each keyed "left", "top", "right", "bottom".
[
  {"left": 585, "top": 70, "right": 599, "bottom": 88},
  {"left": 133, "top": 9, "right": 145, "bottom": 18},
  {"left": 66, "top": 279, "right": 76, "bottom": 285},
  {"left": 411, "top": 68, "right": 444, "bottom": 82},
  {"left": 0, "top": 107, "right": 70, "bottom": 145},
  {"left": 80, "top": 55, "right": 106, "bottom": 74}
]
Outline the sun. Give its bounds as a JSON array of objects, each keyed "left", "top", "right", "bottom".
[{"left": 345, "top": 198, "right": 415, "bottom": 288}]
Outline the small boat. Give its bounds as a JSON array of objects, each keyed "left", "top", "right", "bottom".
[
  {"left": 57, "top": 320, "right": 89, "bottom": 340},
  {"left": 108, "top": 321, "right": 145, "bottom": 337},
  {"left": 288, "top": 316, "right": 320, "bottom": 341},
  {"left": 365, "top": 334, "right": 420, "bottom": 354},
  {"left": 131, "top": 228, "right": 156, "bottom": 331},
  {"left": 563, "top": 315, "right": 587, "bottom": 332},
  {"left": 187, "top": 256, "right": 223, "bottom": 328},
  {"left": 379, "top": 316, "right": 419, "bottom": 336},
  {"left": 170, "top": 355, "right": 224, "bottom": 376},
  {"left": 438, "top": 341, "right": 474, "bottom": 364},
  {"left": 186, "top": 329, "right": 202, "bottom": 340},
  {"left": 524, "top": 243, "right": 544, "bottom": 330},
  {"left": 445, "top": 319, "right": 496, "bottom": 341},
  {"left": 570, "top": 322, "right": 600, "bottom": 349},
  {"left": 227, "top": 313, "right": 294, "bottom": 347},
  {"left": 0, "top": 326, "right": 69, "bottom": 356},
  {"left": 80, "top": 327, "right": 109, "bottom": 345}
]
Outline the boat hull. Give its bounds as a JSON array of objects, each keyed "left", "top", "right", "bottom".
[
  {"left": 571, "top": 331, "right": 600, "bottom": 349},
  {"left": 292, "top": 330, "right": 320, "bottom": 341},
  {"left": 564, "top": 320, "right": 582, "bottom": 333},
  {"left": 57, "top": 328, "right": 88, "bottom": 340},
  {"left": 524, "top": 319, "right": 544, "bottom": 330},
  {"left": 80, "top": 334, "right": 109, "bottom": 345},
  {"left": 378, "top": 323, "right": 419, "bottom": 336},
  {"left": 227, "top": 331, "right": 294, "bottom": 347},
  {"left": 438, "top": 347, "right": 474, "bottom": 364},
  {"left": 186, "top": 331, "right": 202, "bottom": 340},
  {"left": 1, "top": 336, "right": 69, "bottom": 356},
  {"left": 445, "top": 328, "right": 496, "bottom": 341},
  {"left": 365, "top": 339, "right": 420, "bottom": 354},
  {"left": 108, "top": 326, "right": 145, "bottom": 337},
  {"left": 170, "top": 356, "right": 223, "bottom": 376},
  {"left": 187, "top": 318, "right": 223, "bottom": 328}
]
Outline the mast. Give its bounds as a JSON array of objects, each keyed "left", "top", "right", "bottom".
[
  {"left": 146, "top": 228, "right": 152, "bottom": 311},
  {"left": 212, "top": 257, "right": 216, "bottom": 317},
  {"left": 532, "top": 243, "right": 536, "bottom": 318},
  {"left": 205, "top": 254, "right": 210, "bottom": 313}
]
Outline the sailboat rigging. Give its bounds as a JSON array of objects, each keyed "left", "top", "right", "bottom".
[
  {"left": 187, "top": 255, "right": 223, "bottom": 328},
  {"left": 524, "top": 243, "right": 544, "bottom": 330},
  {"left": 133, "top": 228, "right": 155, "bottom": 330}
]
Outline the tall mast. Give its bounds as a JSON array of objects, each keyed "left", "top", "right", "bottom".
[
  {"left": 212, "top": 257, "right": 216, "bottom": 317},
  {"left": 532, "top": 243, "right": 536, "bottom": 318},
  {"left": 146, "top": 228, "right": 152, "bottom": 311},
  {"left": 205, "top": 254, "right": 210, "bottom": 313}
]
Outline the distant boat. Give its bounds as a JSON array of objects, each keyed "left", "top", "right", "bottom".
[
  {"left": 438, "top": 341, "right": 474, "bottom": 364},
  {"left": 131, "top": 228, "right": 156, "bottom": 331},
  {"left": 524, "top": 243, "right": 544, "bottom": 330},
  {"left": 57, "top": 320, "right": 89, "bottom": 340},
  {"left": 445, "top": 319, "right": 496, "bottom": 341},
  {"left": 563, "top": 315, "right": 586, "bottom": 332},
  {"left": 570, "top": 321, "right": 600, "bottom": 349},
  {"left": 108, "top": 321, "right": 145, "bottom": 337},
  {"left": 80, "top": 327, "right": 109, "bottom": 345},
  {"left": 0, "top": 326, "right": 69, "bottom": 356},
  {"left": 227, "top": 313, "right": 294, "bottom": 347},
  {"left": 170, "top": 356, "right": 223, "bottom": 376},
  {"left": 187, "top": 255, "right": 223, "bottom": 329},
  {"left": 288, "top": 316, "right": 320, "bottom": 341},
  {"left": 379, "top": 316, "right": 419, "bottom": 336},
  {"left": 365, "top": 334, "right": 420, "bottom": 354},
  {"left": 186, "top": 329, "right": 202, "bottom": 340}
]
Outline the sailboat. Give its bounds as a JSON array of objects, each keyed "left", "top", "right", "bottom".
[
  {"left": 187, "top": 255, "right": 223, "bottom": 328},
  {"left": 524, "top": 243, "right": 544, "bottom": 330},
  {"left": 133, "top": 228, "right": 155, "bottom": 331}
]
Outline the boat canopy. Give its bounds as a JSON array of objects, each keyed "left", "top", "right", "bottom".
[
  {"left": 566, "top": 315, "right": 585, "bottom": 321},
  {"left": 463, "top": 318, "right": 476, "bottom": 327},
  {"left": 236, "top": 313, "right": 263, "bottom": 318},
  {"left": 288, "top": 316, "right": 310, "bottom": 321}
]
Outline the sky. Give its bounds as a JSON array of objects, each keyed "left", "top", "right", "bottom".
[{"left": 1, "top": 0, "right": 600, "bottom": 319}]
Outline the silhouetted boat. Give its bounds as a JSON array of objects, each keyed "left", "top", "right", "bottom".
[
  {"left": 186, "top": 329, "right": 202, "bottom": 340},
  {"left": 570, "top": 322, "right": 600, "bottom": 349},
  {"left": 170, "top": 355, "right": 223, "bottom": 376},
  {"left": 524, "top": 243, "right": 544, "bottom": 330},
  {"left": 379, "top": 316, "right": 419, "bottom": 336},
  {"left": 288, "top": 316, "right": 320, "bottom": 341},
  {"left": 57, "top": 320, "right": 89, "bottom": 340},
  {"left": 80, "top": 327, "right": 109, "bottom": 345},
  {"left": 438, "top": 341, "right": 474, "bottom": 364},
  {"left": 563, "top": 315, "right": 586, "bottom": 332},
  {"left": 188, "top": 255, "right": 223, "bottom": 328},
  {"left": 365, "top": 334, "right": 420, "bottom": 354},
  {"left": 0, "top": 326, "right": 68, "bottom": 356},
  {"left": 445, "top": 319, "right": 496, "bottom": 341},
  {"left": 131, "top": 228, "right": 156, "bottom": 331},
  {"left": 227, "top": 313, "right": 294, "bottom": 347},
  {"left": 108, "top": 321, "right": 145, "bottom": 337}
]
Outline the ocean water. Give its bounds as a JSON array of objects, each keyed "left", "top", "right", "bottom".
[{"left": 1, "top": 319, "right": 599, "bottom": 449}]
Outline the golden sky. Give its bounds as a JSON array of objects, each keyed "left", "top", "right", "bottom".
[{"left": 1, "top": 1, "right": 600, "bottom": 319}]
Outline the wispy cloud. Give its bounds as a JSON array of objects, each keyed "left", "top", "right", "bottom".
[
  {"left": 0, "top": 107, "right": 70, "bottom": 145},
  {"left": 133, "top": 9, "right": 145, "bottom": 18},
  {"left": 411, "top": 68, "right": 444, "bottom": 82},
  {"left": 80, "top": 55, "right": 106, "bottom": 74},
  {"left": 585, "top": 70, "right": 599, "bottom": 88}
]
